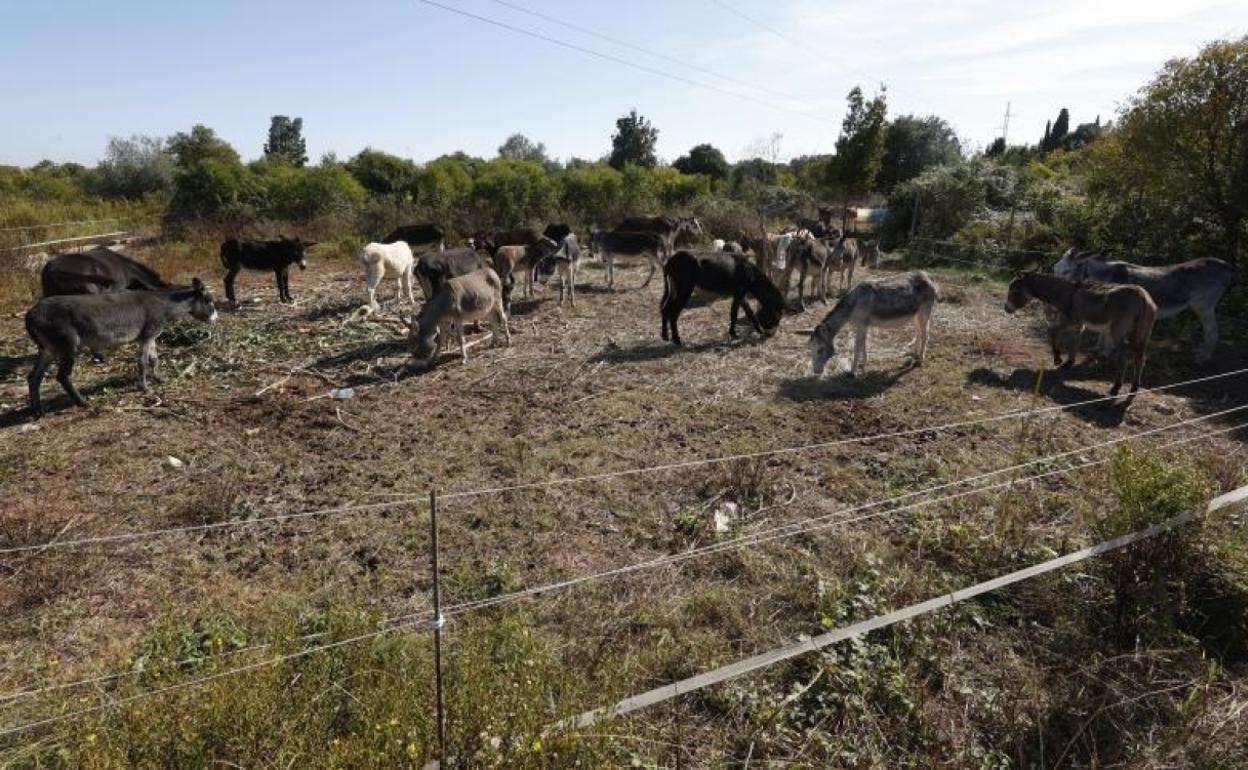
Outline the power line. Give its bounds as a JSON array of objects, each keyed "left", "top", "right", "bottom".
[
  {"left": 486, "top": 0, "right": 812, "bottom": 105},
  {"left": 709, "top": 0, "right": 914, "bottom": 103},
  {"left": 416, "top": 0, "right": 839, "bottom": 126}
]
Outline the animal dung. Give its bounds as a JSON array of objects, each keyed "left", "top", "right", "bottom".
[{"left": 162, "top": 455, "right": 185, "bottom": 470}]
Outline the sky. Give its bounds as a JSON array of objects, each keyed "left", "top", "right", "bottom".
[{"left": 1, "top": 0, "right": 1244, "bottom": 167}]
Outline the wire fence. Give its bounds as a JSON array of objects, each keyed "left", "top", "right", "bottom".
[
  {"left": 907, "top": 236, "right": 1058, "bottom": 271},
  {"left": 1, "top": 407, "right": 1243, "bottom": 748}
]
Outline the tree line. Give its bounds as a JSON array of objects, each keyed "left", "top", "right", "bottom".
[{"left": 2, "top": 36, "right": 1244, "bottom": 269}]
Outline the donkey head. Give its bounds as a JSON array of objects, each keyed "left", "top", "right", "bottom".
[
  {"left": 808, "top": 326, "right": 836, "bottom": 375},
  {"left": 278, "top": 236, "right": 315, "bottom": 270},
  {"left": 1003, "top": 276, "right": 1034, "bottom": 314},
  {"left": 188, "top": 278, "right": 219, "bottom": 324}
]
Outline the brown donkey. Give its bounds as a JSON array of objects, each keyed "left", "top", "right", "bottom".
[{"left": 1004, "top": 273, "right": 1157, "bottom": 400}]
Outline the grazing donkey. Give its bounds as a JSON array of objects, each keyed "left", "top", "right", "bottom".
[
  {"left": 1005, "top": 273, "right": 1157, "bottom": 399},
  {"left": 661, "top": 251, "right": 785, "bottom": 346},
  {"left": 408, "top": 268, "right": 510, "bottom": 365},
  {"left": 360, "top": 241, "right": 416, "bottom": 310},
  {"left": 25, "top": 279, "right": 218, "bottom": 416},
  {"left": 1053, "top": 248, "right": 1233, "bottom": 363},
  {"left": 533, "top": 235, "right": 583, "bottom": 307},
  {"left": 589, "top": 230, "right": 669, "bottom": 290},
  {"left": 809, "top": 272, "right": 939, "bottom": 378},
  {"left": 40, "top": 247, "right": 172, "bottom": 296},
  {"left": 220, "top": 237, "right": 315, "bottom": 304}
]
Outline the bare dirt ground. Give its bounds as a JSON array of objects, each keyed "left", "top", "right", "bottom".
[{"left": 1, "top": 248, "right": 1246, "bottom": 763}]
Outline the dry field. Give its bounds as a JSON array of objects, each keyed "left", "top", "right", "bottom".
[{"left": 1, "top": 245, "right": 1246, "bottom": 766}]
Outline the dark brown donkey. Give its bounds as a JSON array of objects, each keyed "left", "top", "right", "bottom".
[{"left": 1004, "top": 273, "right": 1157, "bottom": 400}]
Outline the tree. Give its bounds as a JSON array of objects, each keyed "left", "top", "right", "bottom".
[
  {"left": 168, "top": 125, "right": 240, "bottom": 168},
  {"left": 1041, "top": 108, "right": 1071, "bottom": 152},
  {"left": 1088, "top": 36, "right": 1248, "bottom": 262},
  {"left": 829, "top": 86, "right": 888, "bottom": 220},
  {"left": 985, "top": 137, "right": 1006, "bottom": 157},
  {"left": 673, "top": 143, "right": 730, "bottom": 181},
  {"left": 263, "top": 115, "right": 308, "bottom": 167},
  {"left": 609, "top": 109, "right": 659, "bottom": 169},
  {"left": 877, "top": 115, "right": 962, "bottom": 191},
  {"left": 345, "top": 149, "right": 417, "bottom": 201},
  {"left": 1042, "top": 120, "right": 1052, "bottom": 149},
  {"left": 497, "top": 133, "right": 550, "bottom": 165},
  {"left": 92, "top": 135, "right": 175, "bottom": 199}
]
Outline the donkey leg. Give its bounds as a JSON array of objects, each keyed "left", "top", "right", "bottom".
[
  {"left": 1195, "top": 304, "right": 1218, "bottom": 364},
  {"left": 852, "top": 326, "right": 869, "bottom": 377},
  {"left": 27, "top": 348, "right": 52, "bottom": 417},
  {"left": 739, "top": 297, "right": 762, "bottom": 336},
  {"left": 56, "top": 351, "right": 88, "bottom": 407},
  {"left": 366, "top": 263, "right": 383, "bottom": 309},
  {"left": 224, "top": 267, "right": 240, "bottom": 305},
  {"left": 457, "top": 323, "right": 468, "bottom": 364},
  {"left": 640, "top": 257, "right": 657, "bottom": 290},
  {"left": 1108, "top": 343, "right": 1127, "bottom": 396}
]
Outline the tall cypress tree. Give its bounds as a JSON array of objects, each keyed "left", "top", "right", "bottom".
[
  {"left": 1050, "top": 109, "right": 1070, "bottom": 150},
  {"left": 1041, "top": 120, "right": 1052, "bottom": 151}
]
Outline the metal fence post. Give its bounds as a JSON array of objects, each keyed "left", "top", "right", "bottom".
[{"left": 430, "top": 489, "right": 447, "bottom": 762}]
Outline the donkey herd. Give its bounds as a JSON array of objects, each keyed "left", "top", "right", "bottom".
[{"left": 16, "top": 210, "right": 1236, "bottom": 418}]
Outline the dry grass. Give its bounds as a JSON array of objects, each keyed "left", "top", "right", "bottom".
[{"left": 1, "top": 246, "right": 1247, "bottom": 765}]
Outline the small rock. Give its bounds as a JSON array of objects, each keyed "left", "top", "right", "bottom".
[
  {"left": 162, "top": 456, "right": 185, "bottom": 470},
  {"left": 330, "top": 388, "right": 356, "bottom": 400},
  {"left": 244, "top": 428, "right": 261, "bottom": 437},
  {"left": 19, "top": 423, "right": 41, "bottom": 434}
]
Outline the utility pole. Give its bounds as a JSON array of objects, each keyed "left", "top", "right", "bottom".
[{"left": 999, "top": 101, "right": 1013, "bottom": 146}]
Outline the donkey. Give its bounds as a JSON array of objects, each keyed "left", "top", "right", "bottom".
[
  {"left": 809, "top": 271, "right": 939, "bottom": 378},
  {"left": 1053, "top": 248, "right": 1233, "bottom": 363},
  {"left": 492, "top": 236, "right": 564, "bottom": 315},
  {"left": 414, "top": 247, "right": 489, "bottom": 301},
  {"left": 661, "top": 251, "right": 785, "bottom": 346},
  {"left": 783, "top": 234, "right": 832, "bottom": 310},
  {"left": 589, "top": 230, "right": 669, "bottom": 290},
  {"left": 40, "top": 247, "right": 171, "bottom": 296},
  {"left": 534, "top": 235, "right": 583, "bottom": 307},
  {"left": 408, "top": 268, "right": 509, "bottom": 365},
  {"left": 822, "top": 236, "right": 859, "bottom": 295},
  {"left": 25, "top": 279, "right": 218, "bottom": 416},
  {"left": 1004, "top": 272, "right": 1157, "bottom": 399},
  {"left": 220, "top": 236, "right": 315, "bottom": 304},
  {"left": 360, "top": 241, "right": 416, "bottom": 310},
  {"left": 859, "top": 239, "right": 882, "bottom": 268},
  {"left": 615, "top": 215, "right": 704, "bottom": 255}
]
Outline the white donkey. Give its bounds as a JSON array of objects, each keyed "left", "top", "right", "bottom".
[{"left": 360, "top": 241, "right": 416, "bottom": 310}]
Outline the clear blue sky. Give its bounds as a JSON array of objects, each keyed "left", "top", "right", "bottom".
[{"left": 2, "top": 0, "right": 1243, "bottom": 167}]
